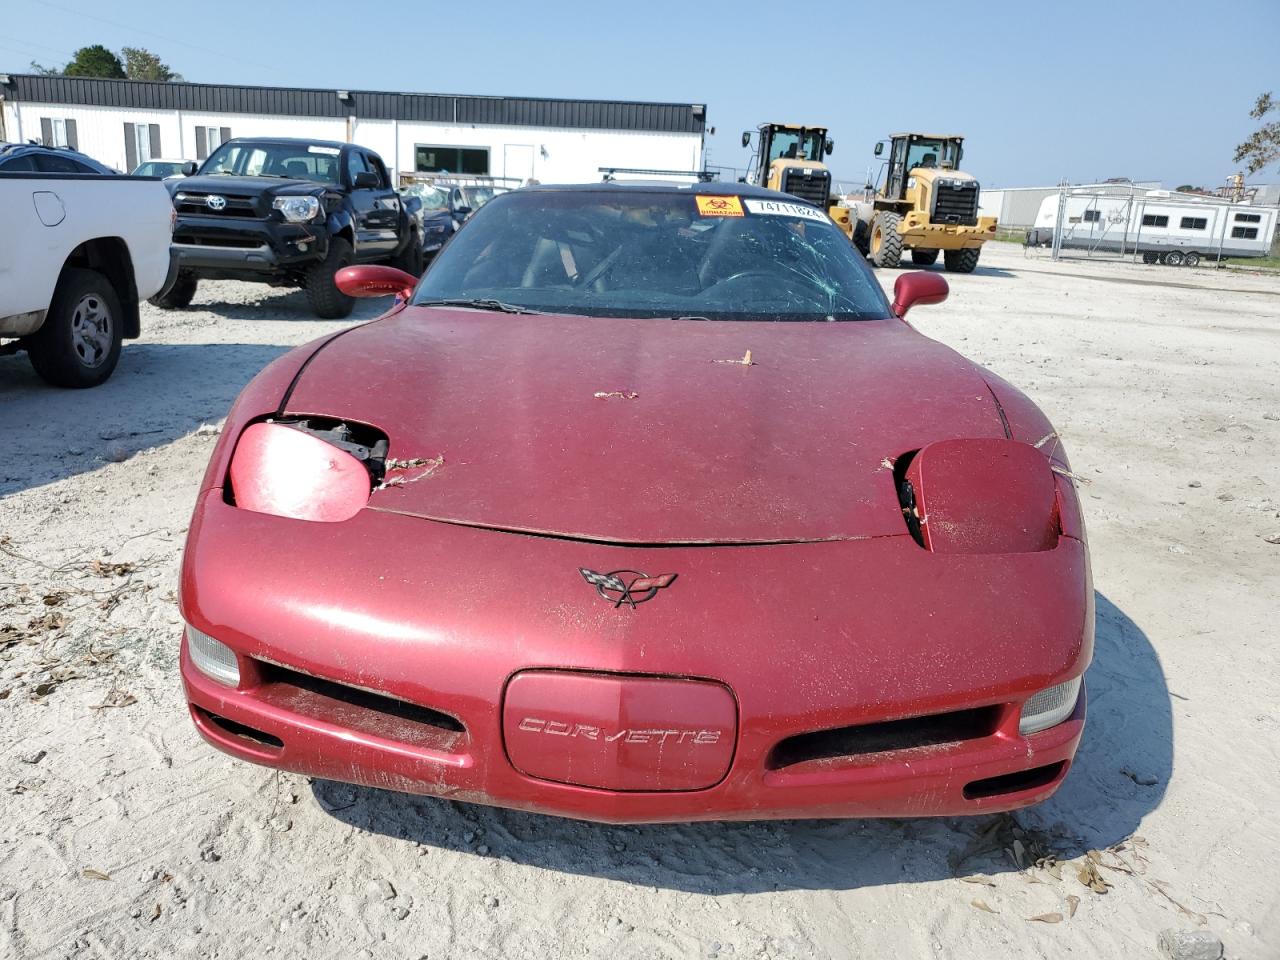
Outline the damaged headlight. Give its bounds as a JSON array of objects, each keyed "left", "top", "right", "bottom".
[
  {"left": 272, "top": 196, "right": 321, "bottom": 222},
  {"left": 186, "top": 625, "right": 240, "bottom": 686},
  {"left": 1019, "top": 676, "right": 1083, "bottom": 735}
]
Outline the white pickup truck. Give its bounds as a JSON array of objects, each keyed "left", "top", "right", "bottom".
[{"left": 0, "top": 172, "right": 174, "bottom": 387}]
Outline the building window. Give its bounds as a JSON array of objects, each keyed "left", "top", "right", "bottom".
[
  {"left": 39, "top": 117, "right": 78, "bottom": 149},
  {"left": 415, "top": 145, "right": 489, "bottom": 175},
  {"left": 195, "top": 126, "right": 232, "bottom": 161},
  {"left": 1234, "top": 212, "right": 1261, "bottom": 223},
  {"left": 1231, "top": 226, "right": 1259, "bottom": 240},
  {"left": 123, "top": 122, "right": 161, "bottom": 172},
  {"left": 1083, "top": 209, "right": 1101, "bottom": 222},
  {"left": 1141, "top": 214, "right": 1169, "bottom": 228},
  {"left": 1180, "top": 217, "right": 1207, "bottom": 230}
]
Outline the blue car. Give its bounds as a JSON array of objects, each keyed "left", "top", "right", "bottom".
[{"left": 0, "top": 141, "right": 117, "bottom": 174}]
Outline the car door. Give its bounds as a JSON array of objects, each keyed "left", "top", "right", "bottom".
[{"left": 346, "top": 150, "right": 398, "bottom": 260}]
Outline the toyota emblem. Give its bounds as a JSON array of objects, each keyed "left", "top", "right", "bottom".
[{"left": 205, "top": 195, "right": 227, "bottom": 211}]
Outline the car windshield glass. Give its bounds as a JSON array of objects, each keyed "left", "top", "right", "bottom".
[
  {"left": 460, "top": 186, "right": 502, "bottom": 208},
  {"left": 414, "top": 190, "right": 892, "bottom": 321},
  {"left": 404, "top": 185, "right": 448, "bottom": 209},
  {"left": 135, "top": 161, "right": 182, "bottom": 177},
  {"left": 201, "top": 142, "right": 340, "bottom": 184}
]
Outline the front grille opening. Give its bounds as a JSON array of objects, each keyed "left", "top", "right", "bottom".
[
  {"left": 768, "top": 705, "right": 1000, "bottom": 770},
  {"left": 932, "top": 184, "right": 979, "bottom": 226},
  {"left": 781, "top": 168, "right": 831, "bottom": 208},
  {"left": 198, "top": 707, "right": 284, "bottom": 750},
  {"left": 255, "top": 660, "right": 466, "bottom": 750},
  {"left": 963, "top": 761, "right": 1067, "bottom": 800}
]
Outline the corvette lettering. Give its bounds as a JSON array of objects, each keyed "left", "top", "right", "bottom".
[{"left": 518, "top": 717, "right": 721, "bottom": 744}]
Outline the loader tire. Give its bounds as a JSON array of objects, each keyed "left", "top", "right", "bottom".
[
  {"left": 870, "top": 212, "right": 903, "bottom": 268},
  {"left": 910, "top": 248, "right": 939, "bottom": 266},
  {"left": 944, "top": 247, "right": 981, "bottom": 273}
]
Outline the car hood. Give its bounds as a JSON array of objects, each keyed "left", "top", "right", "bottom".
[
  {"left": 170, "top": 174, "right": 328, "bottom": 199},
  {"left": 283, "top": 308, "right": 1007, "bottom": 543}
]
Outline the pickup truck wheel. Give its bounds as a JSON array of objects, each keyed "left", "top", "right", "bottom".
[
  {"left": 393, "top": 231, "right": 425, "bottom": 277},
  {"left": 27, "top": 268, "right": 124, "bottom": 388},
  {"left": 148, "top": 274, "right": 197, "bottom": 309},
  {"left": 305, "top": 237, "right": 355, "bottom": 319}
]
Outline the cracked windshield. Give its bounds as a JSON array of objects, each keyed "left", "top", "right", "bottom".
[{"left": 415, "top": 190, "right": 892, "bottom": 320}]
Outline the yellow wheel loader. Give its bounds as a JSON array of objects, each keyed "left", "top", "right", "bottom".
[
  {"left": 740, "top": 123, "right": 861, "bottom": 242},
  {"left": 854, "top": 133, "right": 997, "bottom": 272}
]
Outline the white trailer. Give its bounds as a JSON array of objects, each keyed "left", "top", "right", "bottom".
[{"left": 1026, "top": 190, "right": 1277, "bottom": 266}]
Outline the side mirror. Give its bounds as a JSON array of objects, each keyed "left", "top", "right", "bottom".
[
  {"left": 890, "top": 271, "right": 949, "bottom": 318},
  {"left": 352, "top": 170, "right": 380, "bottom": 189},
  {"left": 181, "top": 161, "right": 198, "bottom": 176},
  {"left": 453, "top": 205, "right": 473, "bottom": 220},
  {"left": 874, "top": 142, "right": 884, "bottom": 157},
  {"left": 825, "top": 138, "right": 834, "bottom": 156},
  {"left": 741, "top": 131, "right": 751, "bottom": 149},
  {"left": 335, "top": 264, "right": 417, "bottom": 301}
]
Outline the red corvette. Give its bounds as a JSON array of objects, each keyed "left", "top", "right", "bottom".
[{"left": 179, "top": 183, "right": 1090, "bottom": 823}]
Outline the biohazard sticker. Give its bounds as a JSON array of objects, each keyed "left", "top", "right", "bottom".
[
  {"left": 743, "top": 198, "right": 828, "bottom": 223},
  {"left": 695, "top": 196, "right": 744, "bottom": 217}
]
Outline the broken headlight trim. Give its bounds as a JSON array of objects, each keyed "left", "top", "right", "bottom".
[
  {"left": 1018, "top": 675, "right": 1082, "bottom": 736},
  {"left": 186, "top": 624, "right": 240, "bottom": 687}
]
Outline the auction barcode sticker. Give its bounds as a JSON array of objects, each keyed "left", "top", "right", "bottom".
[{"left": 743, "top": 198, "right": 828, "bottom": 222}]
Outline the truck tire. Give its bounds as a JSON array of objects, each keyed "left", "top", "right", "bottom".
[
  {"left": 27, "top": 267, "right": 124, "bottom": 389},
  {"left": 1163, "top": 250, "right": 1184, "bottom": 267},
  {"left": 392, "top": 230, "right": 425, "bottom": 277},
  {"left": 1142, "top": 251, "right": 1159, "bottom": 265},
  {"left": 944, "top": 248, "right": 981, "bottom": 273},
  {"left": 852, "top": 219, "right": 871, "bottom": 257},
  {"left": 148, "top": 274, "right": 197, "bottom": 309},
  {"left": 910, "top": 248, "right": 939, "bottom": 266},
  {"left": 1183, "top": 251, "right": 1200, "bottom": 268},
  {"left": 870, "top": 212, "right": 903, "bottom": 268},
  {"left": 305, "top": 237, "right": 355, "bottom": 319}
]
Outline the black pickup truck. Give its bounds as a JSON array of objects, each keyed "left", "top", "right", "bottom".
[{"left": 155, "top": 138, "right": 422, "bottom": 318}]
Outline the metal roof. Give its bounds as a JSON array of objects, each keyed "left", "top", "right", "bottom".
[{"left": 0, "top": 74, "right": 706, "bottom": 135}]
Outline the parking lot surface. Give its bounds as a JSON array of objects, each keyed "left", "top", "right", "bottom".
[{"left": 1, "top": 243, "right": 1277, "bottom": 959}]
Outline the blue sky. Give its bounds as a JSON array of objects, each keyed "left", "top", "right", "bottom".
[{"left": 3, "top": 0, "right": 1277, "bottom": 189}]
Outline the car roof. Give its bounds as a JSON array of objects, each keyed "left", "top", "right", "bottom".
[
  {"left": 0, "top": 141, "right": 114, "bottom": 171},
  {"left": 522, "top": 180, "right": 803, "bottom": 202},
  {"left": 223, "top": 136, "right": 350, "bottom": 150}
]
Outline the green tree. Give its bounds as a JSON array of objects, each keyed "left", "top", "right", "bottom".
[
  {"left": 1233, "top": 92, "right": 1279, "bottom": 174},
  {"left": 122, "top": 47, "right": 182, "bottom": 82},
  {"left": 61, "top": 45, "right": 126, "bottom": 79}
]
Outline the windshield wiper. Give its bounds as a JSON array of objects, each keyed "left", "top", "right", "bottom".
[{"left": 416, "top": 298, "right": 541, "bottom": 315}]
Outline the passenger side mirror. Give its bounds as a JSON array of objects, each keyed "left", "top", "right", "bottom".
[
  {"left": 890, "top": 271, "right": 949, "bottom": 318},
  {"left": 335, "top": 265, "right": 417, "bottom": 301},
  {"left": 825, "top": 138, "right": 835, "bottom": 156},
  {"left": 181, "top": 161, "right": 198, "bottom": 176},
  {"left": 741, "top": 131, "right": 751, "bottom": 149},
  {"left": 352, "top": 171, "right": 380, "bottom": 189},
  {"left": 453, "top": 205, "right": 473, "bottom": 220},
  {"left": 874, "top": 142, "right": 884, "bottom": 157}
]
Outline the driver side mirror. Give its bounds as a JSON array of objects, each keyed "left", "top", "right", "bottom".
[
  {"left": 874, "top": 142, "right": 884, "bottom": 157},
  {"left": 453, "top": 205, "right": 473, "bottom": 220},
  {"left": 741, "top": 131, "right": 751, "bottom": 149},
  {"left": 825, "top": 138, "right": 834, "bottom": 156},
  {"left": 335, "top": 264, "right": 417, "bottom": 302},
  {"left": 181, "top": 161, "right": 198, "bottom": 176},
  {"left": 352, "top": 171, "right": 380, "bottom": 189},
  {"left": 890, "top": 271, "right": 949, "bottom": 318}
]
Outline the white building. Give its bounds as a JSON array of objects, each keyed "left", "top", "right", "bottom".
[{"left": 0, "top": 73, "right": 707, "bottom": 185}]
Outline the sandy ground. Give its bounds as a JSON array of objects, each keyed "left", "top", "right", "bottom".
[{"left": 1, "top": 241, "right": 1278, "bottom": 960}]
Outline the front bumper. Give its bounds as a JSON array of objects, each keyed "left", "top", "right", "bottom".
[
  {"left": 179, "top": 494, "right": 1091, "bottom": 824},
  {"left": 899, "top": 216, "right": 998, "bottom": 250},
  {"left": 170, "top": 214, "right": 327, "bottom": 277}
]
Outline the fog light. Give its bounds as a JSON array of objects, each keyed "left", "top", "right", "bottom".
[
  {"left": 1019, "top": 676, "right": 1082, "bottom": 735},
  {"left": 186, "top": 625, "right": 240, "bottom": 686}
]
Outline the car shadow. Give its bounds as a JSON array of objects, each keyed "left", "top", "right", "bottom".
[
  {"left": 0, "top": 342, "right": 290, "bottom": 496},
  {"left": 884, "top": 264, "right": 1019, "bottom": 279},
  {"left": 170, "top": 286, "right": 390, "bottom": 322},
  {"left": 313, "top": 590, "right": 1171, "bottom": 893}
]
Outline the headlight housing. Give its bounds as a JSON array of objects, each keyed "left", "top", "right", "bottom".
[
  {"left": 186, "top": 625, "right": 240, "bottom": 686},
  {"left": 1019, "top": 675, "right": 1082, "bottom": 735},
  {"left": 272, "top": 196, "right": 321, "bottom": 222}
]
